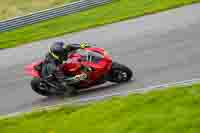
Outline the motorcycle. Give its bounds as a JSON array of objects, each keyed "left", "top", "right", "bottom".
[{"left": 25, "top": 47, "right": 133, "bottom": 96}]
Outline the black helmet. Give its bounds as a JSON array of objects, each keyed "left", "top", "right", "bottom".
[{"left": 49, "top": 41, "right": 67, "bottom": 60}]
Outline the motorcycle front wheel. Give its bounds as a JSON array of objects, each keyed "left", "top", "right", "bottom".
[{"left": 108, "top": 62, "right": 133, "bottom": 83}]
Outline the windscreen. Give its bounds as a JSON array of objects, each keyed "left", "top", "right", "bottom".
[{"left": 75, "top": 49, "right": 104, "bottom": 63}]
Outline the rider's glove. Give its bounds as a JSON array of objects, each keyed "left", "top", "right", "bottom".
[{"left": 80, "top": 42, "right": 91, "bottom": 49}]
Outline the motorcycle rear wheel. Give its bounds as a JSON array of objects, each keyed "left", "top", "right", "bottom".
[
  {"left": 31, "top": 77, "right": 53, "bottom": 96},
  {"left": 31, "top": 77, "right": 77, "bottom": 97}
]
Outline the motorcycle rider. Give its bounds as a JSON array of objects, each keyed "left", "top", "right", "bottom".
[{"left": 41, "top": 41, "right": 90, "bottom": 90}]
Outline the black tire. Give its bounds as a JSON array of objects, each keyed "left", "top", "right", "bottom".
[
  {"left": 108, "top": 62, "right": 133, "bottom": 83},
  {"left": 31, "top": 77, "right": 53, "bottom": 96}
]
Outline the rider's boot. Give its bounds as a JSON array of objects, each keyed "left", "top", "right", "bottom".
[{"left": 64, "top": 73, "right": 88, "bottom": 84}]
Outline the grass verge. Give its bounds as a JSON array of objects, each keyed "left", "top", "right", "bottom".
[
  {"left": 1, "top": 83, "right": 200, "bottom": 133},
  {"left": 0, "top": 0, "right": 200, "bottom": 49},
  {"left": 0, "top": 0, "right": 76, "bottom": 20}
]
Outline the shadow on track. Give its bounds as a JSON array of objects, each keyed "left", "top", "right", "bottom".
[{"left": 30, "top": 80, "right": 135, "bottom": 107}]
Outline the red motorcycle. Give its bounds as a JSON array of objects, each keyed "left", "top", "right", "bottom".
[{"left": 25, "top": 47, "right": 133, "bottom": 96}]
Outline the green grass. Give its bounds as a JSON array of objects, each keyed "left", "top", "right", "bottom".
[
  {"left": 0, "top": 0, "right": 76, "bottom": 20},
  {"left": 0, "top": 0, "right": 200, "bottom": 49},
  {"left": 1, "top": 84, "right": 200, "bottom": 133}
]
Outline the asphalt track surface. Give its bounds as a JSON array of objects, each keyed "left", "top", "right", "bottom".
[{"left": 1, "top": 4, "right": 200, "bottom": 115}]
